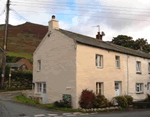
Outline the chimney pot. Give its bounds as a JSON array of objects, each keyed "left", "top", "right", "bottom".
[
  {"left": 52, "top": 15, "right": 55, "bottom": 19},
  {"left": 48, "top": 15, "right": 59, "bottom": 30}
]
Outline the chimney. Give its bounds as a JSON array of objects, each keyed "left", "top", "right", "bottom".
[
  {"left": 96, "top": 32, "right": 103, "bottom": 40},
  {"left": 48, "top": 15, "right": 59, "bottom": 30},
  {"left": 96, "top": 29, "right": 105, "bottom": 40}
]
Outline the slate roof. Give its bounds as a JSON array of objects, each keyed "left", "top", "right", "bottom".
[
  {"left": 58, "top": 29, "right": 150, "bottom": 59},
  {"left": 7, "top": 62, "right": 25, "bottom": 68}
]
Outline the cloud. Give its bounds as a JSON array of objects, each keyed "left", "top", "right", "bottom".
[
  {"left": 1, "top": 0, "right": 150, "bottom": 43},
  {"left": 63, "top": 0, "right": 150, "bottom": 42}
]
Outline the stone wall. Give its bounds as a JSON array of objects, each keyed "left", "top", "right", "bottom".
[{"left": 4, "top": 78, "right": 32, "bottom": 88}]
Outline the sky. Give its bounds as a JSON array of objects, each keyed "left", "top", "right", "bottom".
[{"left": 1, "top": 0, "right": 150, "bottom": 43}]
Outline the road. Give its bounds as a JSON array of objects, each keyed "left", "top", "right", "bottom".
[{"left": 0, "top": 91, "right": 150, "bottom": 117}]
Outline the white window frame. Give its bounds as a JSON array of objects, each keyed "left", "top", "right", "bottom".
[
  {"left": 37, "top": 82, "right": 46, "bottom": 93},
  {"left": 136, "top": 61, "right": 141, "bottom": 73},
  {"left": 148, "top": 63, "right": 150, "bottom": 74},
  {"left": 96, "top": 82, "right": 104, "bottom": 95},
  {"left": 136, "top": 83, "right": 143, "bottom": 94},
  {"left": 96, "top": 54, "right": 103, "bottom": 68},
  {"left": 37, "top": 60, "right": 41, "bottom": 71},
  {"left": 115, "top": 56, "right": 120, "bottom": 69},
  {"left": 37, "top": 82, "right": 42, "bottom": 93}
]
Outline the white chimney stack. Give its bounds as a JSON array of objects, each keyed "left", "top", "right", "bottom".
[{"left": 48, "top": 15, "right": 59, "bottom": 30}]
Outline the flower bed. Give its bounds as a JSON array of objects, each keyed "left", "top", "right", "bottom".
[{"left": 81, "top": 106, "right": 120, "bottom": 112}]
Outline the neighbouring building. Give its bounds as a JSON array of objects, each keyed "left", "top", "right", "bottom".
[
  {"left": 7, "top": 62, "right": 27, "bottom": 71},
  {"left": 33, "top": 15, "right": 150, "bottom": 109},
  {"left": 17, "top": 58, "right": 33, "bottom": 71},
  {"left": 7, "top": 58, "right": 33, "bottom": 71}
]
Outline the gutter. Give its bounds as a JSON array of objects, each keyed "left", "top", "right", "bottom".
[
  {"left": 127, "top": 55, "right": 129, "bottom": 95},
  {"left": 76, "top": 41, "right": 150, "bottom": 60}
]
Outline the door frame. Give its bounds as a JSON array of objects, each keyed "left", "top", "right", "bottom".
[{"left": 114, "top": 81, "right": 122, "bottom": 96}]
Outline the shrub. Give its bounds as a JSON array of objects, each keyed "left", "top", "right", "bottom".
[
  {"left": 124, "top": 95, "right": 133, "bottom": 105},
  {"left": 114, "top": 96, "right": 128, "bottom": 108},
  {"left": 54, "top": 100, "right": 71, "bottom": 108},
  {"left": 79, "top": 89, "right": 96, "bottom": 109},
  {"left": 144, "top": 94, "right": 150, "bottom": 102},
  {"left": 93, "top": 94, "right": 109, "bottom": 108}
]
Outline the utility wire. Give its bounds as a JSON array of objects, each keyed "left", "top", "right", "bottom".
[
  {"left": 12, "top": 1, "right": 150, "bottom": 11},
  {"left": 11, "top": 2, "right": 150, "bottom": 12},
  {"left": 10, "top": 9, "right": 150, "bottom": 21},
  {"left": 11, "top": 3, "right": 150, "bottom": 14},
  {"left": 10, "top": 8, "right": 29, "bottom": 22},
  {"left": 11, "top": 6, "right": 150, "bottom": 18},
  {"left": 0, "top": 8, "right": 5, "bottom": 16}
]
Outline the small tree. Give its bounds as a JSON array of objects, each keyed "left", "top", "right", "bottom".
[{"left": 79, "top": 89, "right": 96, "bottom": 109}]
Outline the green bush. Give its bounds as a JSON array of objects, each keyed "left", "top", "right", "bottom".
[
  {"left": 94, "top": 94, "right": 109, "bottom": 108},
  {"left": 124, "top": 95, "right": 133, "bottom": 105},
  {"left": 79, "top": 89, "right": 96, "bottom": 109},
  {"left": 114, "top": 96, "right": 128, "bottom": 108},
  {"left": 11, "top": 71, "right": 32, "bottom": 80},
  {"left": 54, "top": 100, "right": 71, "bottom": 108},
  {"left": 144, "top": 94, "right": 150, "bottom": 102}
]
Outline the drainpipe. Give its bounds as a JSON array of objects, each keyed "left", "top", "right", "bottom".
[{"left": 127, "top": 55, "right": 129, "bottom": 95}]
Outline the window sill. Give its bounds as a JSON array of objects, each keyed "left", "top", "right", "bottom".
[
  {"left": 136, "top": 72, "right": 142, "bottom": 74},
  {"left": 136, "top": 92, "right": 144, "bottom": 94},
  {"left": 35, "top": 92, "right": 42, "bottom": 95},
  {"left": 116, "top": 67, "right": 120, "bottom": 69},
  {"left": 37, "top": 70, "right": 41, "bottom": 72},
  {"left": 96, "top": 66, "right": 103, "bottom": 69}
]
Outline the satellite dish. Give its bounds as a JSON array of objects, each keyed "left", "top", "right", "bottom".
[{"left": 102, "top": 31, "right": 105, "bottom": 36}]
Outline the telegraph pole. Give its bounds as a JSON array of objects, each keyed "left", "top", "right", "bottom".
[{"left": 1, "top": 0, "right": 10, "bottom": 88}]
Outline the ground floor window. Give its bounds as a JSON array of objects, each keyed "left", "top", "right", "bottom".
[
  {"left": 43, "top": 83, "right": 46, "bottom": 93},
  {"left": 96, "top": 82, "right": 104, "bottom": 95},
  {"left": 37, "top": 82, "right": 46, "bottom": 93},
  {"left": 37, "top": 82, "right": 42, "bottom": 92},
  {"left": 136, "top": 83, "right": 143, "bottom": 93},
  {"left": 147, "top": 82, "right": 150, "bottom": 90}
]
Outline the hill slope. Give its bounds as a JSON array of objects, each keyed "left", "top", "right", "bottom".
[{"left": 0, "top": 22, "right": 48, "bottom": 54}]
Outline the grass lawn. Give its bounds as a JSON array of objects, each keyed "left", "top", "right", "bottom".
[
  {"left": 7, "top": 51, "right": 33, "bottom": 60},
  {"left": 13, "top": 94, "right": 81, "bottom": 112},
  {"left": 7, "top": 51, "right": 33, "bottom": 63}
]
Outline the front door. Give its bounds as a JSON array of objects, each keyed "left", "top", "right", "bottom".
[{"left": 115, "top": 82, "right": 121, "bottom": 96}]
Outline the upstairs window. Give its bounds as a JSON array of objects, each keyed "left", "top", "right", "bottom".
[
  {"left": 96, "top": 54, "right": 103, "bottom": 68},
  {"left": 115, "top": 56, "right": 120, "bottom": 68},
  {"left": 136, "top": 61, "right": 141, "bottom": 73},
  {"left": 37, "top": 60, "right": 41, "bottom": 71}
]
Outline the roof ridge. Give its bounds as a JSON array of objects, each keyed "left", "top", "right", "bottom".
[
  {"left": 58, "top": 28, "right": 150, "bottom": 59},
  {"left": 59, "top": 28, "right": 97, "bottom": 40}
]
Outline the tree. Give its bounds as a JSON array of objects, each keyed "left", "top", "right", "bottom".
[
  {"left": 133, "top": 38, "right": 150, "bottom": 53},
  {"left": 112, "top": 35, "right": 134, "bottom": 49},
  {"left": 111, "top": 35, "right": 150, "bottom": 53}
]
